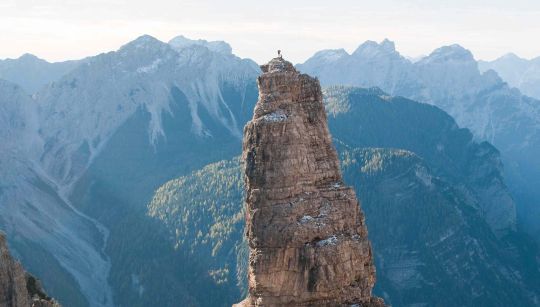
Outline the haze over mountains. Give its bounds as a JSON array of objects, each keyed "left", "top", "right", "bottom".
[{"left": 1, "top": 35, "right": 540, "bottom": 307}]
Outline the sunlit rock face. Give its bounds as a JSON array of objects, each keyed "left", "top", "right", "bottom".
[{"left": 235, "top": 57, "right": 384, "bottom": 306}]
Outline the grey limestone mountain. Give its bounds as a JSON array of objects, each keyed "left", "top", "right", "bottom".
[{"left": 0, "top": 35, "right": 261, "bottom": 306}]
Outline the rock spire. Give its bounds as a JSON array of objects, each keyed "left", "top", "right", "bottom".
[{"left": 235, "top": 57, "right": 384, "bottom": 306}]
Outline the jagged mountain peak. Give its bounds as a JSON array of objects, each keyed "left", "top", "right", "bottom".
[
  {"left": 352, "top": 38, "right": 398, "bottom": 57},
  {"left": 421, "top": 44, "right": 475, "bottom": 63},
  {"left": 480, "top": 68, "right": 504, "bottom": 84},
  {"left": 35, "top": 33, "right": 260, "bottom": 188},
  {"left": 380, "top": 38, "right": 396, "bottom": 49},
  {"left": 169, "top": 35, "right": 233, "bottom": 55},
  {"left": 119, "top": 34, "right": 170, "bottom": 53}
]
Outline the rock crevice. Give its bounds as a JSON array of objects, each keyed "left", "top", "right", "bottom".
[{"left": 236, "top": 57, "right": 384, "bottom": 306}]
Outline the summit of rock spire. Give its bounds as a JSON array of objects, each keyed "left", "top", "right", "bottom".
[{"left": 260, "top": 56, "right": 297, "bottom": 73}]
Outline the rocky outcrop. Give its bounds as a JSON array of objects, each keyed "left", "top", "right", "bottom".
[
  {"left": 235, "top": 57, "right": 384, "bottom": 306},
  {"left": 0, "top": 234, "right": 59, "bottom": 307}
]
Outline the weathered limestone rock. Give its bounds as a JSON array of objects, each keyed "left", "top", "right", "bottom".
[
  {"left": 235, "top": 57, "right": 385, "bottom": 306},
  {"left": 0, "top": 234, "right": 60, "bottom": 307}
]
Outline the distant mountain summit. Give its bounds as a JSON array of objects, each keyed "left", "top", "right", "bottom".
[
  {"left": 479, "top": 53, "right": 540, "bottom": 99},
  {"left": 169, "top": 35, "right": 233, "bottom": 55},
  {"left": 0, "top": 54, "right": 81, "bottom": 94},
  {"left": 297, "top": 39, "right": 415, "bottom": 94},
  {"left": 421, "top": 44, "right": 475, "bottom": 62}
]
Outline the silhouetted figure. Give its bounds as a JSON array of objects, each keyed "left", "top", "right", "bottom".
[{"left": 278, "top": 50, "right": 282, "bottom": 58}]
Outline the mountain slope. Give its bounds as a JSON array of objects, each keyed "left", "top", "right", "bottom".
[
  {"left": 148, "top": 150, "right": 540, "bottom": 307},
  {"left": 298, "top": 40, "right": 540, "bottom": 240},
  {"left": 325, "top": 86, "right": 516, "bottom": 233},
  {"left": 147, "top": 158, "right": 246, "bottom": 297},
  {"left": 0, "top": 80, "right": 108, "bottom": 307},
  {"left": 30, "top": 35, "right": 260, "bottom": 306},
  {"left": 341, "top": 147, "right": 540, "bottom": 307}
]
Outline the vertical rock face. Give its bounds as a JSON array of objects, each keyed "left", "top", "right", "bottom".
[
  {"left": 236, "top": 57, "right": 384, "bottom": 306},
  {"left": 0, "top": 234, "right": 59, "bottom": 307}
]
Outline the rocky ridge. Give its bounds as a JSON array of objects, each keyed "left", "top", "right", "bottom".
[{"left": 235, "top": 57, "right": 384, "bottom": 306}]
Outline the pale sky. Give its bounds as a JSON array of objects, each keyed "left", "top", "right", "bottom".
[{"left": 1, "top": 0, "right": 540, "bottom": 64}]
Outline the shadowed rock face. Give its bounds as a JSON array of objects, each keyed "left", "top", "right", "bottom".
[
  {"left": 235, "top": 57, "right": 384, "bottom": 306},
  {"left": 0, "top": 234, "right": 60, "bottom": 307}
]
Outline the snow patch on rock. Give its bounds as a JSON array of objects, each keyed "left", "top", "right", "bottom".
[{"left": 316, "top": 235, "right": 338, "bottom": 247}]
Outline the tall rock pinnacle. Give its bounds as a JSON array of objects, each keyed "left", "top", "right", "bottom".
[{"left": 235, "top": 57, "right": 385, "bottom": 306}]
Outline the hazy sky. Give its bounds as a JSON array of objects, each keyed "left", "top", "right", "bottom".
[{"left": 1, "top": 0, "right": 540, "bottom": 64}]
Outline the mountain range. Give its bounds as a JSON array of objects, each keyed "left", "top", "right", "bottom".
[
  {"left": 297, "top": 40, "right": 540, "bottom": 241},
  {"left": 1, "top": 35, "right": 540, "bottom": 306},
  {"left": 1, "top": 35, "right": 259, "bottom": 306}
]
